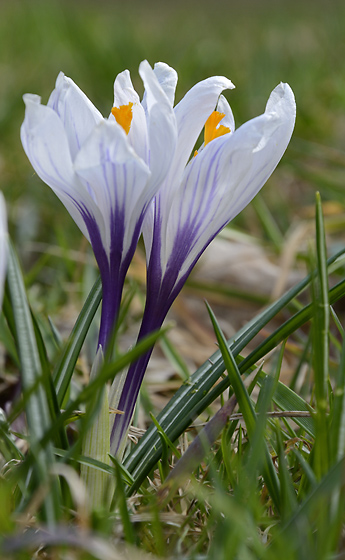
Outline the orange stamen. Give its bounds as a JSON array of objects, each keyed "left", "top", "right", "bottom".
[
  {"left": 111, "top": 102, "right": 134, "bottom": 135},
  {"left": 204, "top": 111, "right": 230, "bottom": 146}
]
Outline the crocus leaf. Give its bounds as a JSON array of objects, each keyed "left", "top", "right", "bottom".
[
  {"left": 6, "top": 241, "right": 61, "bottom": 524},
  {"left": 53, "top": 276, "right": 102, "bottom": 407},
  {"left": 124, "top": 250, "right": 345, "bottom": 494}
]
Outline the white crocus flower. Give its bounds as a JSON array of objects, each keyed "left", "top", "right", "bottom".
[
  {"left": 21, "top": 61, "right": 178, "bottom": 349},
  {"left": 110, "top": 75, "right": 296, "bottom": 455},
  {"left": 0, "top": 193, "right": 8, "bottom": 308},
  {"left": 143, "top": 80, "right": 296, "bottom": 314}
]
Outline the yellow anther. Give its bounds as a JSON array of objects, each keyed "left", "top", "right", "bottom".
[
  {"left": 204, "top": 111, "right": 230, "bottom": 146},
  {"left": 111, "top": 102, "right": 133, "bottom": 135}
]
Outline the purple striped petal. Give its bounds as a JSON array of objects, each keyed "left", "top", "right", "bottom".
[
  {"left": 143, "top": 74, "right": 234, "bottom": 262},
  {"left": 151, "top": 82, "right": 296, "bottom": 295},
  {"left": 74, "top": 120, "right": 151, "bottom": 260}
]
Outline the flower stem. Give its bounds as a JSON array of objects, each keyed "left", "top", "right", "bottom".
[
  {"left": 110, "top": 305, "right": 165, "bottom": 457},
  {"left": 97, "top": 270, "right": 124, "bottom": 351}
]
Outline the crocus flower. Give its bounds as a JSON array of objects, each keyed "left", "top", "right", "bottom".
[
  {"left": 110, "top": 74, "right": 296, "bottom": 455},
  {"left": 0, "top": 192, "right": 8, "bottom": 308},
  {"left": 21, "top": 61, "right": 178, "bottom": 349}
]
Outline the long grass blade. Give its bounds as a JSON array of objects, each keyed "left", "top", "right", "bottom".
[
  {"left": 274, "top": 456, "right": 345, "bottom": 553},
  {"left": 312, "top": 192, "right": 330, "bottom": 478},
  {"left": 35, "top": 326, "right": 169, "bottom": 458},
  {"left": 53, "top": 276, "right": 102, "bottom": 406},
  {"left": 206, "top": 303, "right": 281, "bottom": 512},
  {"left": 6, "top": 241, "right": 60, "bottom": 524},
  {"left": 125, "top": 272, "right": 345, "bottom": 493},
  {"left": 159, "top": 394, "right": 237, "bottom": 500},
  {"left": 329, "top": 334, "right": 345, "bottom": 464}
]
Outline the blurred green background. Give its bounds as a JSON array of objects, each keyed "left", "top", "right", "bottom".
[
  {"left": 1, "top": 0, "right": 345, "bottom": 308},
  {"left": 2, "top": 2, "right": 345, "bottom": 553}
]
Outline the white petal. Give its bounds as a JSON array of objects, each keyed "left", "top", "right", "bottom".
[
  {"left": 0, "top": 193, "right": 8, "bottom": 308},
  {"left": 113, "top": 69, "right": 141, "bottom": 106},
  {"left": 141, "top": 62, "right": 177, "bottom": 110},
  {"left": 170, "top": 75, "right": 235, "bottom": 183},
  {"left": 21, "top": 94, "right": 106, "bottom": 246},
  {"left": 74, "top": 120, "right": 151, "bottom": 257},
  {"left": 139, "top": 60, "right": 170, "bottom": 111},
  {"left": 139, "top": 60, "right": 178, "bottom": 192},
  {"left": 48, "top": 72, "right": 103, "bottom": 160},
  {"left": 152, "top": 62, "right": 178, "bottom": 107},
  {"left": 216, "top": 94, "right": 235, "bottom": 132},
  {"left": 112, "top": 69, "right": 148, "bottom": 162},
  {"left": 230, "top": 82, "right": 296, "bottom": 217}
]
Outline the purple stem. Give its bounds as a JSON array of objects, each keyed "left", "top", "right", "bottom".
[
  {"left": 97, "top": 268, "right": 124, "bottom": 350},
  {"left": 109, "top": 300, "right": 166, "bottom": 455},
  {"left": 110, "top": 255, "right": 189, "bottom": 455},
  {"left": 109, "top": 204, "right": 227, "bottom": 454}
]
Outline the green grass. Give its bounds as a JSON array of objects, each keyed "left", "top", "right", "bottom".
[{"left": 1, "top": 0, "right": 345, "bottom": 558}]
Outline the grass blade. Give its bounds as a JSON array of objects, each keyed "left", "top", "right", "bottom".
[
  {"left": 35, "top": 326, "right": 170, "bottom": 458},
  {"left": 6, "top": 241, "right": 60, "bottom": 524},
  {"left": 329, "top": 334, "right": 345, "bottom": 464},
  {"left": 312, "top": 192, "right": 330, "bottom": 478},
  {"left": 125, "top": 265, "right": 345, "bottom": 494},
  {"left": 274, "top": 456, "right": 345, "bottom": 556},
  {"left": 206, "top": 302, "right": 281, "bottom": 512},
  {"left": 113, "top": 459, "right": 137, "bottom": 545},
  {"left": 160, "top": 394, "right": 237, "bottom": 499},
  {"left": 53, "top": 276, "right": 102, "bottom": 406}
]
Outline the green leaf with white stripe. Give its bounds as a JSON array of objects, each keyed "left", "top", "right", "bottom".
[{"left": 6, "top": 241, "right": 61, "bottom": 524}]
